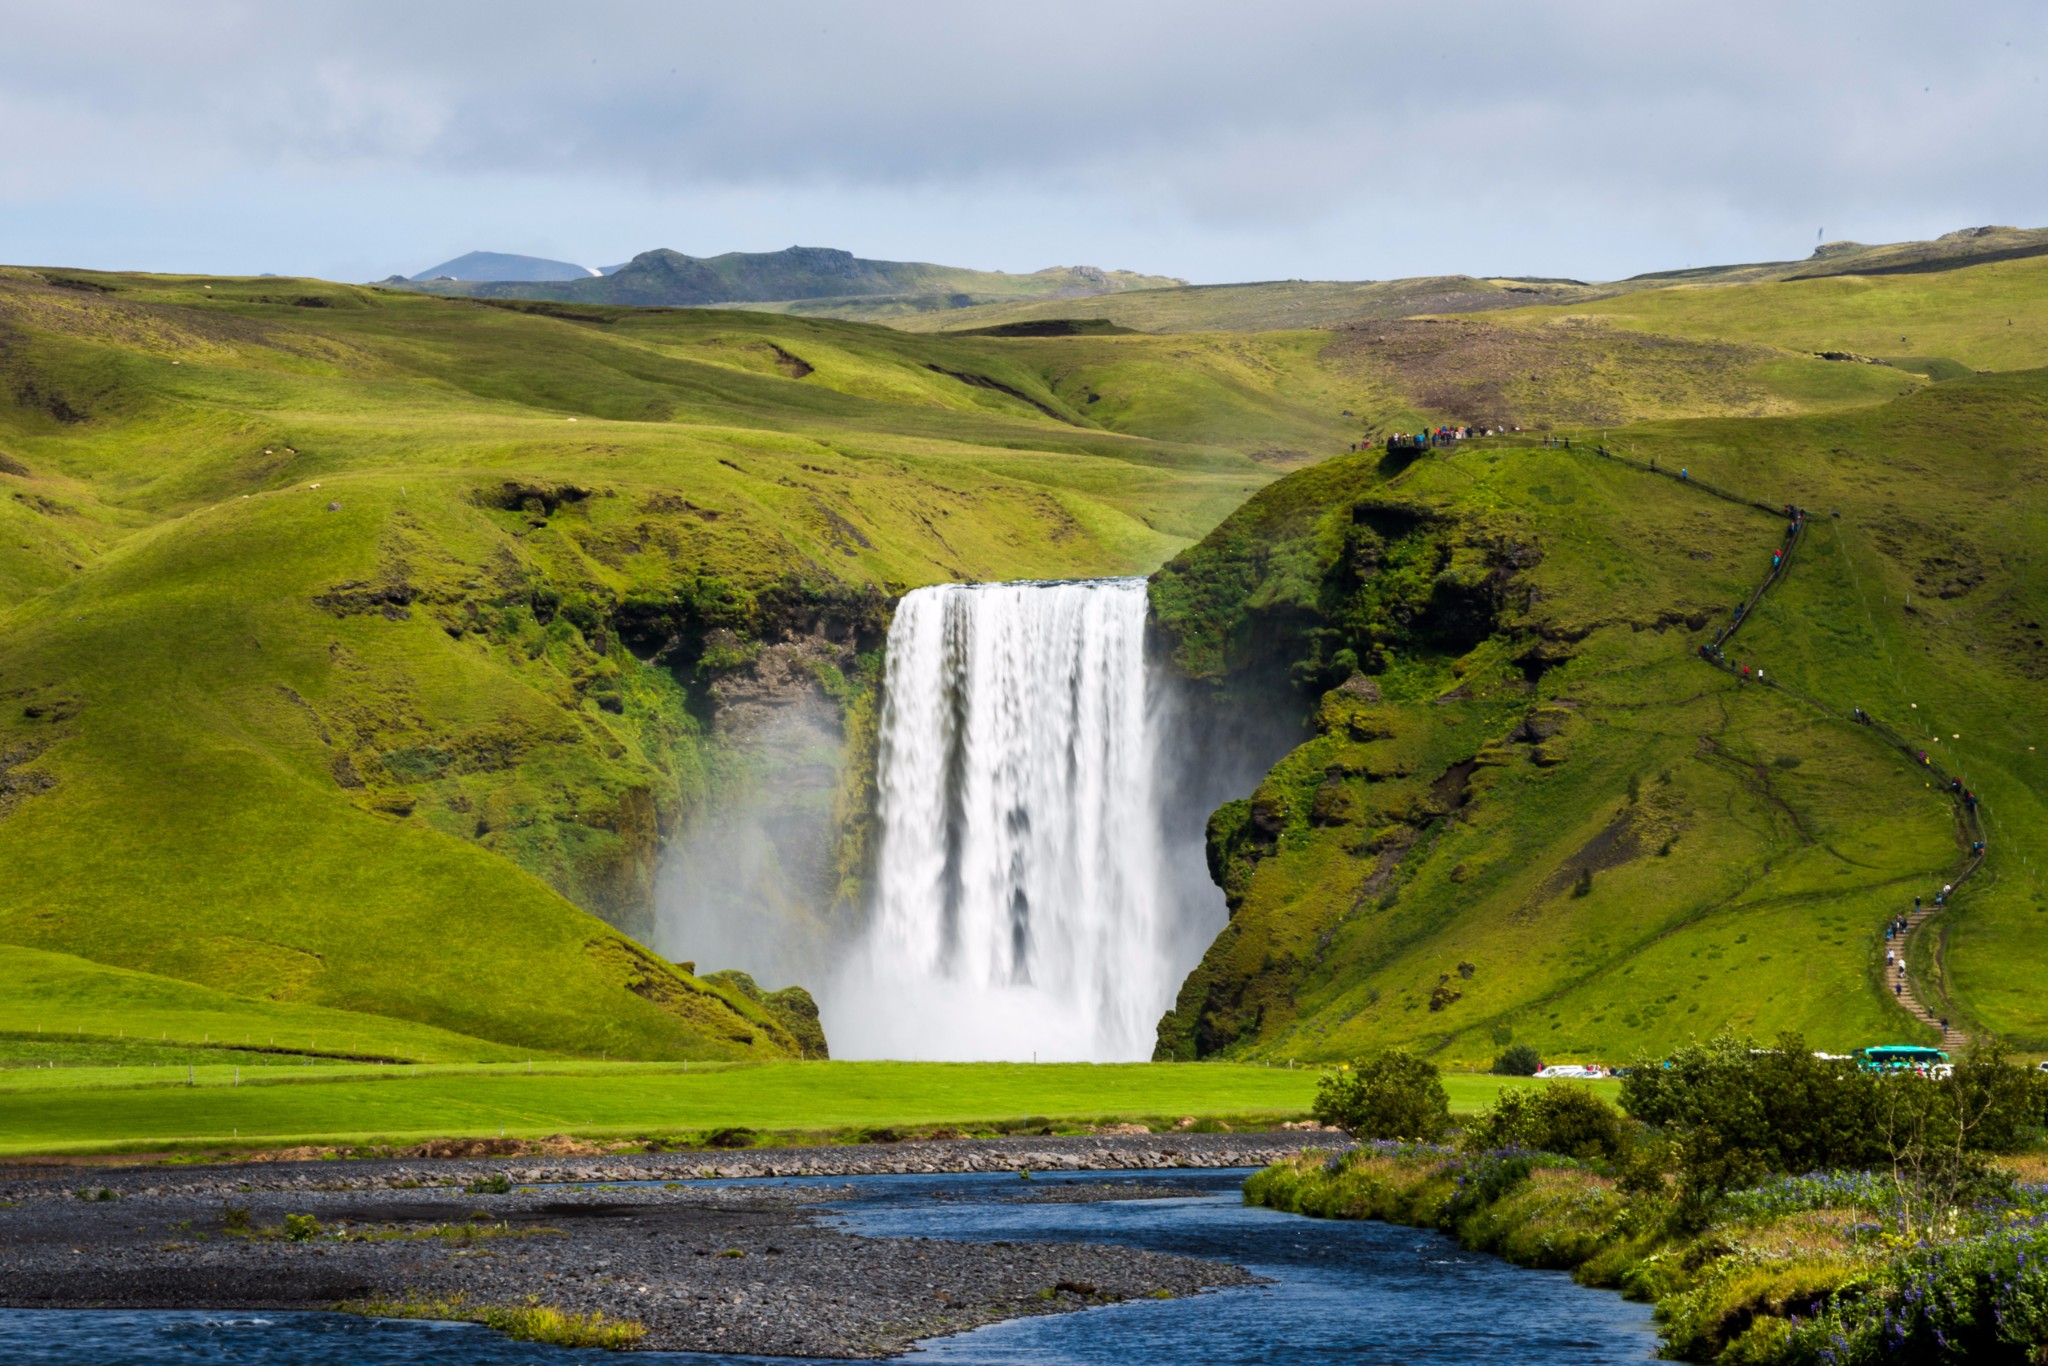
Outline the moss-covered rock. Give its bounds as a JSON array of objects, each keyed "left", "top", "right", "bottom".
[{"left": 702, "top": 970, "right": 830, "bottom": 1059}]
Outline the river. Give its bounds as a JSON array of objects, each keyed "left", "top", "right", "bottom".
[{"left": 0, "top": 1168, "right": 1658, "bottom": 1363}]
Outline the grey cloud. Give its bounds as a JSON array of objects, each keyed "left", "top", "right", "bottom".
[{"left": 2, "top": 1, "right": 2045, "bottom": 280}]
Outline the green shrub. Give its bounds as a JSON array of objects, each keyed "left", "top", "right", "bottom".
[
  {"left": 1491, "top": 1043, "right": 1542, "bottom": 1076},
  {"left": 1620, "top": 1033, "right": 2042, "bottom": 1221},
  {"left": 1312, "top": 1050, "right": 1450, "bottom": 1140},
  {"left": 1526, "top": 1085, "right": 1628, "bottom": 1161},
  {"left": 465, "top": 1172, "right": 513, "bottom": 1195},
  {"left": 220, "top": 1203, "right": 253, "bottom": 1234},
  {"left": 282, "top": 1214, "right": 322, "bottom": 1242},
  {"left": 1622, "top": 1033, "right": 1881, "bottom": 1197},
  {"left": 1462, "top": 1084, "right": 1627, "bottom": 1160},
  {"left": 1949, "top": 1040, "right": 2042, "bottom": 1153}
]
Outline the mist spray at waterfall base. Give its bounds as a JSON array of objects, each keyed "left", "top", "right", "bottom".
[{"left": 823, "top": 579, "right": 1217, "bottom": 1063}]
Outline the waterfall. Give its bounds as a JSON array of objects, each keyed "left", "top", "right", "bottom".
[{"left": 824, "top": 578, "right": 1193, "bottom": 1062}]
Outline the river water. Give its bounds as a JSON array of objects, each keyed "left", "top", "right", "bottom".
[{"left": 0, "top": 1169, "right": 1658, "bottom": 1363}]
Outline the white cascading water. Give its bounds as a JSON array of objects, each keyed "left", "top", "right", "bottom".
[{"left": 824, "top": 579, "right": 1183, "bottom": 1062}]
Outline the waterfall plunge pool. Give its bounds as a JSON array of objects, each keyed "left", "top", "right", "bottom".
[{"left": 0, "top": 1168, "right": 1659, "bottom": 1363}]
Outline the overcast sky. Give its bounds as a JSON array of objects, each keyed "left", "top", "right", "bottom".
[{"left": 4, "top": 1, "right": 2046, "bottom": 285}]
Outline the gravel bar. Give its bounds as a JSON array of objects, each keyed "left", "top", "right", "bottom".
[{"left": 0, "top": 1133, "right": 1348, "bottom": 1357}]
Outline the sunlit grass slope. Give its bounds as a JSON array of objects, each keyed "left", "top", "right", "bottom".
[
  {"left": 1484, "top": 252, "right": 2048, "bottom": 375},
  {"left": 1152, "top": 370, "right": 2048, "bottom": 1065},
  {"left": 0, "top": 945, "right": 533, "bottom": 1064}
]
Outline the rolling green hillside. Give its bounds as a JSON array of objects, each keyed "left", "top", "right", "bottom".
[
  {"left": 1151, "top": 370, "right": 2048, "bottom": 1065},
  {"left": 894, "top": 275, "right": 1612, "bottom": 334},
  {"left": 1480, "top": 249, "right": 2048, "bottom": 374},
  {"left": 893, "top": 225, "right": 2048, "bottom": 336},
  {"left": 0, "top": 266, "right": 1352, "bottom": 1064},
  {"left": 3, "top": 241, "right": 2042, "bottom": 1078}
]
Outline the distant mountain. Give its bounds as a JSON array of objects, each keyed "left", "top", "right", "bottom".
[
  {"left": 407, "top": 251, "right": 599, "bottom": 283},
  {"left": 381, "top": 245, "right": 1185, "bottom": 312}
]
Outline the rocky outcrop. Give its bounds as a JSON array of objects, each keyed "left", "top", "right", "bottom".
[{"left": 704, "top": 970, "right": 830, "bottom": 1059}]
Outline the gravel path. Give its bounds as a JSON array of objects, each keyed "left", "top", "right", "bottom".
[{"left": 0, "top": 1133, "right": 1346, "bottom": 1357}]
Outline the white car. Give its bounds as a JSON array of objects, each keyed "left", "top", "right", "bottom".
[{"left": 1533, "top": 1064, "right": 1605, "bottom": 1079}]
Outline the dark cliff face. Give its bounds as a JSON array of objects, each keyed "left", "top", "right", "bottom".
[
  {"left": 307, "top": 546, "right": 892, "bottom": 954},
  {"left": 1147, "top": 453, "right": 1534, "bottom": 704},
  {"left": 1146, "top": 453, "right": 1542, "bottom": 1062},
  {"left": 579, "top": 576, "right": 891, "bottom": 944}
]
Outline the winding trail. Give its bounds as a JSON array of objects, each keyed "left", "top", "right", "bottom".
[{"left": 1575, "top": 442, "right": 1983, "bottom": 1050}]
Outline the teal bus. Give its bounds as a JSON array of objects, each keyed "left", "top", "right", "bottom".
[{"left": 1856, "top": 1045, "right": 1950, "bottom": 1072}]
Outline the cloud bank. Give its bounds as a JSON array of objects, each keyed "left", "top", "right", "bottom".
[{"left": 4, "top": 1, "right": 2045, "bottom": 283}]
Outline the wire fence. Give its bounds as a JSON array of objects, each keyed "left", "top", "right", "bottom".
[{"left": 1575, "top": 442, "right": 1985, "bottom": 1043}]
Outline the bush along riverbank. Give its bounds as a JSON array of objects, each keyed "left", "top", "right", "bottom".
[{"left": 1244, "top": 1037, "right": 2048, "bottom": 1363}]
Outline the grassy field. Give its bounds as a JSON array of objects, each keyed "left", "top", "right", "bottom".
[
  {"left": 0, "top": 1058, "right": 1611, "bottom": 1157},
  {"left": 1484, "top": 251, "right": 2048, "bottom": 374}
]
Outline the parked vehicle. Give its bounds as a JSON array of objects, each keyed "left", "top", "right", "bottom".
[
  {"left": 1533, "top": 1064, "right": 1605, "bottom": 1079},
  {"left": 1855, "top": 1045, "right": 1950, "bottom": 1073}
]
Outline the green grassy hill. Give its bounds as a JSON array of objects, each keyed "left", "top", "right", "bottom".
[
  {"left": 4, "top": 238, "right": 2043, "bottom": 1082},
  {"left": 1150, "top": 370, "right": 2048, "bottom": 1065},
  {"left": 892, "top": 225, "right": 2048, "bottom": 337},
  {"left": 893, "top": 275, "right": 1613, "bottom": 334},
  {"left": 0, "top": 266, "right": 1371, "bottom": 1065},
  {"left": 1479, "top": 250, "right": 2048, "bottom": 375}
]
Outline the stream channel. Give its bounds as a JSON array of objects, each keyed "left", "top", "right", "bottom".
[{"left": 0, "top": 1167, "right": 1659, "bottom": 1363}]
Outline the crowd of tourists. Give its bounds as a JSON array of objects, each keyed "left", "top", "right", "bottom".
[{"left": 1367, "top": 424, "right": 1510, "bottom": 453}]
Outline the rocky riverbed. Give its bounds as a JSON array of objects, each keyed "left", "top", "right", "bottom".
[{"left": 0, "top": 1133, "right": 1345, "bottom": 1358}]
